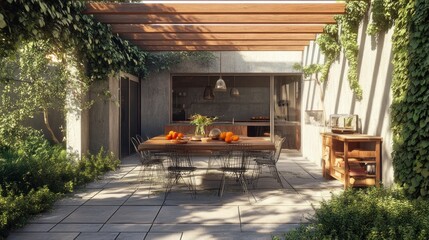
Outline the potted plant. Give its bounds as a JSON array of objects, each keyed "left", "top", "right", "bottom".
[{"left": 190, "top": 114, "right": 217, "bottom": 138}]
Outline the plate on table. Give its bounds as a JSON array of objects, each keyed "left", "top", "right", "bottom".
[{"left": 171, "top": 139, "right": 188, "bottom": 144}]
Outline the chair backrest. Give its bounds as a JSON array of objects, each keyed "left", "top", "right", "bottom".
[
  {"left": 273, "top": 136, "right": 286, "bottom": 164},
  {"left": 165, "top": 144, "right": 193, "bottom": 168},
  {"left": 135, "top": 135, "right": 145, "bottom": 144},
  {"left": 131, "top": 137, "right": 140, "bottom": 154},
  {"left": 222, "top": 144, "right": 251, "bottom": 170}
]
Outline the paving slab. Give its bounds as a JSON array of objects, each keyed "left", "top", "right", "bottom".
[
  {"left": 55, "top": 189, "right": 101, "bottom": 206},
  {"left": 100, "top": 223, "right": 151, "bottom": 232},
  {"left": 74, "top": 232, "right": 119, "bottom": 240},
  {"left": 84, "top": 191, "right": 133, "bottom": 206},
  {"left": 116, "top": 232, "right": 146, "bottom": 240},
  {"left": 150, "top": 223, "right": 241, "bottom": 233},
  {"left": 29, "top": 205, "right": 79, "bottom": 224},
  {"left": 181, "top": 231, "right": 274, "bottom": 240},
  {"left": 155, "top": 206, "right": 240, "bottom": 224},
  {"left": 145, "top": 232, "right": 183, "bottom": 240},
  {"left": 13, "top": 223, "right": 55, "bottom": 232},
  {"left": 61, "top": 205, "right": 119, "bottom": 223},
  {"left": 107, "top": 206, "right": 161, "bottom": 224},
  {"left": 50, "top": 223, "right": 102, "bottom": 232},
  {"left": 6, "top": 232, "right": 78, "bottom": 240},
  {"left": 239, "top": 205, "right": 314, "bottom": 224},
  {"left": 124, "top": 191, "right": 166, "bottom": 205},
  {"left": 252, "top": 189, "right": 308, "bottom": 205},
  {"left": 241, "top": 223, "right": 300, "bottom": 233}
]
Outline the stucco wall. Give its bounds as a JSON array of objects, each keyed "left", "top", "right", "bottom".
[
  {"left": 301, "top": 15, "right": 394, "bottom": 186},
  {"left": 141, "top": 51, "right": 302, "bottom": 138}
]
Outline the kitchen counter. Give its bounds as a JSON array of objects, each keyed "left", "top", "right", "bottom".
[{"left": 171, "top": 121, "right": 270, "bottom": 126}]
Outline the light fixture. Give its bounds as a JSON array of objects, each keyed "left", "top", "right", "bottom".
[
  {"left": 230, "top": 76, "right": 239, "bottom": 97},
  {"left": 203, "top": 76, "right": 214, "bottom": 100},
  {"left": 214, "top": 51, "right": 227, "bottom": 91}
]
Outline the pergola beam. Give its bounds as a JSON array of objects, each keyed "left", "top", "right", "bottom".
[
  {"left": 94, "top": 14, "right": 336, "bottom": 24},
  {"left": 132, "top": 40, "right": 310, "bottom": 46},
  {"left": 138, "top": 46, "right": 306, "bottom": 51},
  {"left": 119, "top": 33, "right": 318, "bottom": 41},
  {"left": 85, "top": 3, "right": 346, "bottom": 14},
  {"left": 111, "top": 24, "right": 325, "bottom": 34},
  {"left": 84, "top": 2, "right": 346, "bottom": 51}
]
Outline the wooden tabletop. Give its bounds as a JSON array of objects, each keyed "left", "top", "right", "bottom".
[{"left": 138, "top": 136, "right": 275, "bottom": 151}]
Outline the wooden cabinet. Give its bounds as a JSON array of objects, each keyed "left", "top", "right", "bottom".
[{"left": 321, "top": 133, "right": 382, "bottom": 189}]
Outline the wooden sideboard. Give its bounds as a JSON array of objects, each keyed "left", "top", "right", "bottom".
[{"left": 321, "top": 133, "right": 382, "bottom": 189}]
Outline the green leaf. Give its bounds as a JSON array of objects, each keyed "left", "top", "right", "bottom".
[{"left": 0, "top": 14, "right": 6, "bottom": 29}]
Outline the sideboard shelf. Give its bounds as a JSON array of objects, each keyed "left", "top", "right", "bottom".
[{"left": 321, "top": 133, "right": 382, "bottom": 189}]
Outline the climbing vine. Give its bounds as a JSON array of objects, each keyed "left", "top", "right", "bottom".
[
  {"left": 337, "top": 0, "right": 369, "bottom": 100},
  {"left": 390, "top": 0, "right": 429, "bottom": 199},
  {"left": 367, "top": 0, "right": 397, "bottom": 36},
  {"left": 316, "top": 24, "right": 341, "bottom": 83},
  {"left": 313, "top": 0, "right": 368, "bottom": 100}
]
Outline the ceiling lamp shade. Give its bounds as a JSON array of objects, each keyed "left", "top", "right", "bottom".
[
  {"left": 203, "top": 77, "right": 214, "bottom": 100},
  {"left": 214, "top": 51, "right": 227, "bottom": 92},
  {"left": 230, "top": 76, "right": 239, "bottom": 97}
]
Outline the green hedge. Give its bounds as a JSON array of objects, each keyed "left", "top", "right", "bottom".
[
  {"left": 0, "top": 130, "right": 119, "bottom": 238},
  {"left": 391, "top": 0, "right": 429, "bottom": 198},
  {"left": 280, "top": 188, "right": 429, "bottom": 240}
]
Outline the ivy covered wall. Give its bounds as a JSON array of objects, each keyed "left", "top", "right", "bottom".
[
  {"left": 302, "top": 0, "right": 429, "bottom": 198},
  {"left": 301, "top": 1, "right": 395, "bottom": 186}
]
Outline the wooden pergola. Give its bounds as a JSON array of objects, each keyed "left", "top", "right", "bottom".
[{"left": 85, "top": 1, "right": 345, "bottom": 51}]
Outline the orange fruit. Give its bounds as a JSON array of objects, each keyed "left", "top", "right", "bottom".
[
  {"left": 232, "top": 135, "right": 239, "bottom": 141},
  {"left": 219, "top": 132, "right": 226, "bottom": 140},
  {"left": 225, "top": 136, "right": 232, "bottom": 143},
  {"left": 166, "top": 134, "right": 172, "bottom": 140},
  {"left": 172, "top": 132, "right": 179, "bottom": 139},
  {"left": 177, "top": 133, "right": 184, "bottom": 139},
  {"left": 168, "top": 130, "right": 174, "bottom": 135},
  {"left": 226, "top": 132, "right": 234, "bottom": 139}
]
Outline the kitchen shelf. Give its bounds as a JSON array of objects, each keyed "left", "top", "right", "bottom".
[{"left": 321, "top": 132, "right": 382, "bottom": 189}]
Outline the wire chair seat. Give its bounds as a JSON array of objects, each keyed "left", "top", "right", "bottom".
[
  {"left": 217, "top": 144, "right": 255, "bottom": 201},
  {"left": 164, "top": 144, "right": 197, "bottom": 198},
  {"left": 252, "top": 136, "right": 286, "bottom": 188}
]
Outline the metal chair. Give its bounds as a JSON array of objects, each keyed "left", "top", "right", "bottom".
[
  {"left": 131, "top": 137, "right": 166, "bottom": 194},
  {"left": 252, "top": 136, "right": 286, "bottom": 188},
  {"left": 164, "top": 144, "right": 197, "bottom": 199},
  {"left": 218, "top": 144, "right": 255, "bottom": 201}
]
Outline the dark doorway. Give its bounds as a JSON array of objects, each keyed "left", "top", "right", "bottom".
[{"left": 120, "top": 76, "right": 141, "bottom": 158}]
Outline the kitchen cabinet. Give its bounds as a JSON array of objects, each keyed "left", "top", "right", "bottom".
[{"left": 321, "top": 133, "right": 382, "bottom": 189}]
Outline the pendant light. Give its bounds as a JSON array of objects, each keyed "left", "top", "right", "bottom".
[
  {"left": 203, "top": 76, "right": 214, "bottom": 100},
  {"left": 214, "top": 51, "right": 227, "bottom": 91},
  {"left": 230, "top": 76, "right": 239, "bottom": 97}
]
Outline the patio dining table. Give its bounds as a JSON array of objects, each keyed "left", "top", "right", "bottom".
[{"left": 138, "top": 136, "right": 275, "bottom": 152}]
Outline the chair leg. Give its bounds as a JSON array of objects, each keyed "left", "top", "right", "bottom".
[
  {"left": 218, "top": 173, "right": 226, "bottom": 197},
  {"left": 268, "top": 165, "right": 284, "bottom": 188}
]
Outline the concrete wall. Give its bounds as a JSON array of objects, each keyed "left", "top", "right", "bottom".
[
  {"left": 141, "top": 51, "right": 302, "bottom": 138},
  {"left": 301, "top": 15, "right": 395, "bottom": 186},
  {"left": 88, "top": 75, "right": 120, "bottom": 157}
]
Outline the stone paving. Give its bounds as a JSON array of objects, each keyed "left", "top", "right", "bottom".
[{"left": 8, "top": 151, "right": 343, "bottom": 240}]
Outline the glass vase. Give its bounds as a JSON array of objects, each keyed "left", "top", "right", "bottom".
[{"left": 194, "top": 125, "right": 206, "bottom": 137}]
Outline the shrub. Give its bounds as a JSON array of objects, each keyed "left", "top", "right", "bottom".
[
  {"left": 282, "top": 187, "right": 429, "bottom": 240},
  {"left": 0, "top": 130, "right": 120, "bottom": 238}
]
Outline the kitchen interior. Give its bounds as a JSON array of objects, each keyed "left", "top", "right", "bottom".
[{"left": 170, "top": 75, "right": 301, "bottom": 150}]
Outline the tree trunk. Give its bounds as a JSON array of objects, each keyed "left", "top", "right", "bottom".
[{"left": 43, "top": 108, "right": 60, "bottom": 144}]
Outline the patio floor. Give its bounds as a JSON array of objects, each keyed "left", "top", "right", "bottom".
[{"left": 8, "top": 151, "right": 343, "bottom": 240}]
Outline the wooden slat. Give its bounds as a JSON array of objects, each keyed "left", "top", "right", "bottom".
[
  {"left": 94, "top": 14, "right": 336, "bottom": 24},
  {"left": 119, "top": 33, "right": 317, "bottom": 41},
  {"left": 111, "top": 24, "right": 325, "bottom": 33},
  {"left": 138, "top": 46, "right": 305, "bottom": 51},
  {"left": 132, "top": 40, "right": 310, "bottom": 46},
  {"left": 85, "top": 3, "right": 346, "bottom": 14}
]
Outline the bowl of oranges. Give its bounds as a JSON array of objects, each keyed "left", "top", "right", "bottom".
[
  {"left": 166, "top": 131, "right": 188, "bottom": 144},
  {"left": 219, "top": 131, "right": 240, "bottom": 143}
]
